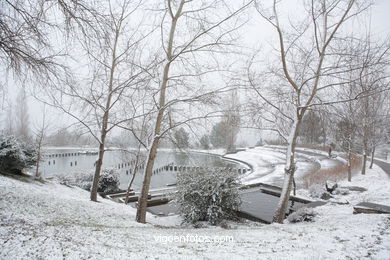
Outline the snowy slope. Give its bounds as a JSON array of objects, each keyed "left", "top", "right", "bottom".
[{"left": 1, "top": 172, "right": 389, "bottom": 259}]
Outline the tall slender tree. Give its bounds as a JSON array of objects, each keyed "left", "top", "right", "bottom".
[
  {"left": 14, "top": 88, "right": 31, "bottom": 142},
  {"left": 39, "top": 0, "right": 154, "bottom": 201},
  {"left": 253, "top": 0, "right": 374, "bottom": 223},
  {"left": 136, "top": 0, "right": 253, "bottom": 223}
]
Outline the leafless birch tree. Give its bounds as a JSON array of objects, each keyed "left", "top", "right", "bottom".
[
  {"left": 253, "top": 0, "right": 374, "bottom": 223},
  {"left": 135, "top": 0, "right": 253, "bottom": 223},
  {"left": 38, "top": 0, "right": 154, "bottom": 201}
]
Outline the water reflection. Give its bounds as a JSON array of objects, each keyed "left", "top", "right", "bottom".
[{"left": 41, "top": 148, "right": 240, "bottom": 190}]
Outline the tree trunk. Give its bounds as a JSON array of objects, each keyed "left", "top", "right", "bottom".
[
  {"left": 361, "top": 130, "right": 368, "bottom": 175},
  {"left": 361, "top": 151, "right": 367, "bottom": 175},
  {"left": 272, "top": 165, "right": 295, "bottom": 223},
  {"left": 322, "top": 124, "right": 327, "bottom": 147},
  {"left": 35, "top": 136, "right": 42, "bottom": 179},
  {"left": 135, "top": 1, "right": 183, "bottom": 223},
  {"left": 125, "top": 152, "right": 141, "bottom": 204},
  {"left": 35, "top": 127, "right": 44, "bottom": 179},
  {"left": 89, "top": 28, "right": 119, "bottom": 202},
  {"left": 89, "top": 76, "right": 113, "bottom": 201},
  {"left": 35, "top": 151, "right": 41, "bottom": 178},
  {"left": 136, "top": 138, "right": 160, "bottom": 223},
  {"left": 90, "top": 141, "right": 105, "bottom": 201},
  {"left": 125, "top": 174, "right": 136, "bottom": 204},
  {"left": 369, "top": 146, "right": 375, "bottom": 169},
  {"left": 272, "top": 119, "right": 300, "bottom": 223},
  {"left": 347, "top": 149, "right": 352, "bottom": 182},
  {"left": 292, "top": 176, "right": 296, "bottom": 196},
  {"left": 135, "top": 56, "right": 172, "bottom": 224}
]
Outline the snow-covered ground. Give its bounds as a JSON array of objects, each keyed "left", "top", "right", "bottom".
[
  {"left": 225, "top": 146, "right": 342, "bottom": 188},
  {"left": 1, "top": 146, "right": 390, "bottom": 259},
  {"left": 298, "top": 164, "right": 390, "bottom": 206},
  {"left": 225, "top": 147, "right": 287, "bottom": 185}
]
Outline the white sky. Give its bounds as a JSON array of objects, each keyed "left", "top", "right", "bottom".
[{"left": 1, "top": 0, "right": 389, "bottom": 143}]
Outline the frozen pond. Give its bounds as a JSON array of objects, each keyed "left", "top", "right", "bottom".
[{"left": 41, "top": 148, "right": 242, "bottom": 190}]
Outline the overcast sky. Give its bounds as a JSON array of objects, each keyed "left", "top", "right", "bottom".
[{"left": 1, "top": 0, "right": 389, "bottom": 143}]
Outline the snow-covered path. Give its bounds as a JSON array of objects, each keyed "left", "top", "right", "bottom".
[
  {"left": 373, "top": 159, "right": 390, "bottom": 177},
  {"left": 225, "top": 146, "right": 342, "bottom": 188}
]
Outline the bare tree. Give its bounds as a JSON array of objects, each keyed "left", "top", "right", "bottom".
[
  {"left": 299, "top": 111, "right": 323, "bottom": 144},
  {"left": 334, "top": 99, "right": 359, "bottom": 182},
  {"left": 33, "top": 106, "right": 50, "bottom": 179},
  {"left": 1, "top": 0, "right": 57, "bottom": 75},
  {"left": 199, "top": 134, "right": 210, "bottom": 149},
  {"left": 86, "top": 0, "right": 149, "bottom": 202},
  {"left": 209, "top": 104, "right": 241, "bottom": 152},
  {"left": 44, "top": 127, "right": 94, "bottom": 146},
  {"left": 14, "top": 87, "right": 31, "bottom": 142},
  {"left": 368, "top": 106, "right": 390, "bottom": 169},
  {"left": 225, "top": 90, "right": 241, "bottom": 153},
  {"left": 38, "top": 0, "right": 154, "bottom": 202},
  {"left": 354, "top": 40, "right": 390, "bottom": 174},
  {"left": 135, "top": 0, "right": 253, "bottom": 223},
  {"left": 124, "top": 145, "right": 145, "bottom": 204},
  {"left": 120, "top": 113, "right": 152, "bottom": 204},
  {"left": 0, "top": 0, "right": 99, "bottom": 88},
  {"left": 253, "top": 0, "right": 374, "bottom": 223}
]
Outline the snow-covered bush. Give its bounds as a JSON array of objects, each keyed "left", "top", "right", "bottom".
[
  {"left": 0, "top": 135, "right": 37, "bottom": 175},
  {"left": 98, "top": 169, "right": 120, "bottom": 193},
  {"left": 309, "top": 184, "right": 326, "bottom": 198},
  {"left": 57, "top": 172, "right": 85, "bottom": 188},
  {"left": 58, "top": 168, "right": 120, "bottom": 193},
  {"left": 332, "top": 187, "right": 350, "bottom": 195},
  {"left": 309, "top": 184, "right": 333, "bottom": 200},
  {"left": 287, "top": 207, "right": 317, "bottom": 223},
  {"left": 175, "top": 168, "right": 241, "bottom": 225}
]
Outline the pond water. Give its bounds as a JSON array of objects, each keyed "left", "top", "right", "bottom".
[{"left": 41, "top": 148, "right": 242, "bottom": 190}]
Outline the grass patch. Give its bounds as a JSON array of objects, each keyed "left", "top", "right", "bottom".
[
  {"left": 302, "top": 153, "right": 362, "bottom": 188},
  {"left": 1, "top": 171, "right": 49, "bottom": 185},
  {"left": 1, "top": 171, "right": 35, "bottom": 183}
]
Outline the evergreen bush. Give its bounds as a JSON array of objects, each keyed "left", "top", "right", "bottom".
[
  {"left": 0, "top": 135, "right": 37, "bottom": 175},
  {"left": 175, "top": 168, "right": 241, "bottom": 225},
  {"left": 58, "top": 168, "right": 120, "bottom": 193}
]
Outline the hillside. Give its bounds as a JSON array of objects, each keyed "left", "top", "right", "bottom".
[{"left": 1, "top": 163, "right": 389, "bottom": 259}]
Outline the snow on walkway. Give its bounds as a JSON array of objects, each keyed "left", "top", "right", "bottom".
[
  {"left": 225, "top": 146, "right": 341, "bottom": 188},
  {"left": 225, "top": 147, "right": 286, "bottom": 185}
]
